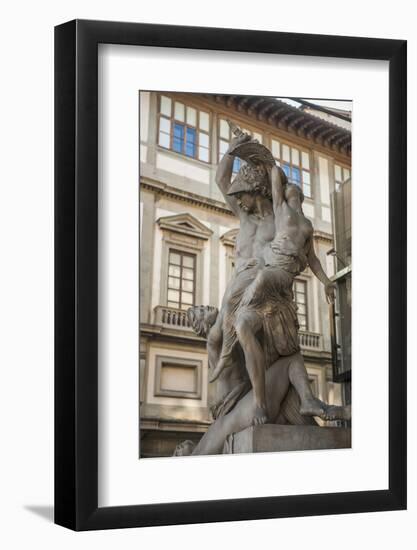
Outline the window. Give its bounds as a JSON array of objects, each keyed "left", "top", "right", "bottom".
[
  {"left": 294, "top": 279, "right": 308, "bottom": 330},
  {"left": 334, "top": 163, "right": 351, "bottom": 191},
  {"left": 158, "top": 95, "right": 210, "bottom": 162},
  {"left": 271, "top": 138, "right": 312, "bottom": 198},
  {"left": 167, "top": 250, "right": 196, "bottom": 310},
  {"left": 218, "top": 118, "right": 263, "bottom": 174},
  {"left": 333, "top": 170, "right": 351, "bottom": 269},
  {"left": 154, "top": 356, "right": 202, "bottom": 399}
]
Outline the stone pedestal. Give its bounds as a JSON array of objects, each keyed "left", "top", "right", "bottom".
[{"left": 223, "top": 424, "right": 351, "bottom": 454}]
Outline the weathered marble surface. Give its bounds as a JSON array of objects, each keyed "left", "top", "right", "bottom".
[
  {"left": 174, "top": 122, "right": 350, "bottom": 458},
  {"left": 223, "top": 425, "right": 351, "bottom": 454}
]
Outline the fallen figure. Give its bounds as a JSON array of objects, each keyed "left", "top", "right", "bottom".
[{"left": 173, "top": 307, "right": 350, "bottom": 456}]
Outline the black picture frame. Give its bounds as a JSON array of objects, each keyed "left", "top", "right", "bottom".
[{"left": 55, "top": 19, "right": 407, "bottom": 531}]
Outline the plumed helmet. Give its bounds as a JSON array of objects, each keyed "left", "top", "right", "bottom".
[
  {"left": 226, "top": 133, "right": 285, "bottom": 198},
  {"left": 228, "top": 138, "right": 276, "bottom": 168},
  {"left": 227, "top": 163, "right": 271, "bottom": 198}
]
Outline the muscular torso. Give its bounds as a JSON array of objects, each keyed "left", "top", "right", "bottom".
[
  {"left": 234, "top": 212, "right": 275, "bottom": 271},
  {"left": 272, "top": 201, "right": 313, "bottom": 257}
]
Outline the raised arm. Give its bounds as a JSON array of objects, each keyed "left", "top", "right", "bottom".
[
  {"left": 307, "top": 237, "right": 337, "bottom": 303},
  {"left": 270, "top": 165, "right": 286, "bottom": 210},
  {"left": 215, "top": 134, "right": 251, "bottom": 216}
]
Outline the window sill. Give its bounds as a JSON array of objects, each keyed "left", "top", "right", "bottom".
[{"left": 156, "top": 145, "right": 212, "bottom": 168}]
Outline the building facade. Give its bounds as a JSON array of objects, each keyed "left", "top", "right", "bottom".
[
  {"left": 331, "top": 172, "right": 352, "bottom": 406},
  {"left": 139, "top": 92, "right": 352, "bottom": 457}
]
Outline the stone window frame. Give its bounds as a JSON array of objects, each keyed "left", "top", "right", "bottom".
[
  {"left": 294, "top": 271, "right": 317, "bottom": 333},
  {"left": 166, "top": 248, "right": 197, "bottom": 310},
  {"left": 157, "top": 213, "right": 213, "bottom": 309},
  {"left": 220, "top": 228, "right": 239, "bottom": 284},
  {"left": 294, "top": 277, "right": 309, "bottom": 331},
  {"left": 154, "top": 355, "right": 203, "bottom": 400}
]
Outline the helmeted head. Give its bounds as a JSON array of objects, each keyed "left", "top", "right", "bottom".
[
  {"left": 227, "top": 163, "right": 271, "bottom": 196},
  {"left": 227, "top": 163, "right": 272, "bottom": 213}
]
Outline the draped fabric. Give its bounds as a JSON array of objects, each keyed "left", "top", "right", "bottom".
[
  {"left": 211, "top": 379, "right": 251, "bottom": 420},
  {"left": 220, "top": 250, "right": 304, "bottom": 369},
  {"left": 211, "top": 248, "right": 308, "bottom": 420}
]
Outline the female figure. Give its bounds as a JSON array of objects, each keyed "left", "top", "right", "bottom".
[{"left": 215, "top": 165, "right": 336, "bottom": 426}]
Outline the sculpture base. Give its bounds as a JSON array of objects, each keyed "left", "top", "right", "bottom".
[{"left": 223, "top": 424, "right": 351, "bottom": 454}]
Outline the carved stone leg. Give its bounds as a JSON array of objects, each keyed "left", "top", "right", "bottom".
[
  {"left": 234, "top": 310, "right": 268, "bottom": 425},
  {"left": 192, "top": 355, "right": 292, "bottom": 456},
  {"left": 207, "top": 310, "right": 224, "bottom": 372},
  {"left": 288, "top": 356, "right": 351, "bottom": 421},
  {"left": 288, "top": 357, "right": 326, "bottom": 416}
]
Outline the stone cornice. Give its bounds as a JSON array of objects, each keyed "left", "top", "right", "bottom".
[
  {"left": 141, "top": 178, "right": 333, "bottom": 245},
  {"left": 141, "top": 178, "right": 236, "bottom": 217}
]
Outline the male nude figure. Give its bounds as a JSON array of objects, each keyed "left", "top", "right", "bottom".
[
  {"left": 206, "top": 132, "right": 275, "bottom": 391},
  {"left": 208, "top": 132, "right": 337, "bottom": 426},
  {"left": 224, "top": 164, "right": 337, "bottom": 424}
]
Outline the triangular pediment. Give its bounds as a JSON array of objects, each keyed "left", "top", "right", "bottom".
[
  {"left": 157, "top": 213, "right": 213, "bottom": 240},
  {"left": 220, "top": 227, "right": 239, "bottom": 247}
]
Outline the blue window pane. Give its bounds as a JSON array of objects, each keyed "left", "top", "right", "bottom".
[
  {"left": 174, "top": 123, "right": 184, "bottom": 138},
  {"left": 173, "top": 138, "right": 182, "bottom": 153},
  {"left": 186, "top": 142, "right": 196, "bottom": 157},
  {"left": 233, "top": 157, "right": 241, "bottom": 173},
  {"left": 282, "top": 163, "right": 291, "bottom": 178},
  {"left": 173, "top": 123, "right": 184, "bottom": 153},
  {"left": 186, "top": 127, "right": 196, "bottom": 143},
  {"left": 186, "top": 127, "right": 196, "bottom": 157},
  {"left": 292, "top": 167, "right": 301, "bottom": 184}
]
